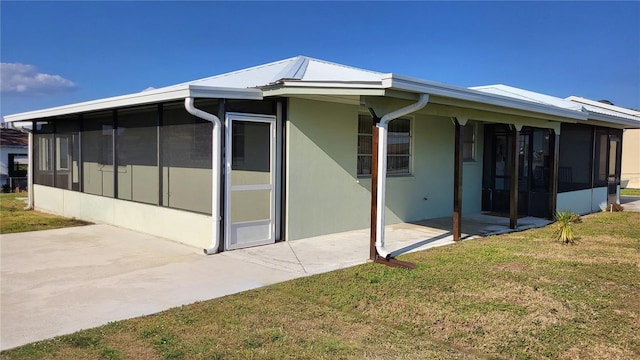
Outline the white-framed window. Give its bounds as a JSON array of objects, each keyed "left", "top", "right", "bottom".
[
  {"left": 463, "top": 123, "right": 476, "bottom": 162},
  {"left": 38, "top": 136, "right": 52, "bottom": 171},
  {"left": 56, "top": 136, "right": 70, "bottom": 170},
  {"left": 357, "top": 114, "right": 411, "bottom": 176}
]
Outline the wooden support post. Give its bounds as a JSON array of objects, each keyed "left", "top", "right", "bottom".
[
  {"left": 548, "top": 131, "right": 560, "bottom": 219},
  {"left": 510, "top": 126, "right": 520, "bottom": 229},
  {"left": 453, "top": 119, "right": 464, "bottom": 241},
  {"left": 370, "top": 118, "right": 379, "bottom": 261}
]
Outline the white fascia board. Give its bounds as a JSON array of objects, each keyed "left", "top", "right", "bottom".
[
  {"left": 188, "top": 85, "right": 263, "bottom": 100},
  {"left": 278, "top": 80, "right": 384, "bottom": 89},
  {"left": 4, "top": 85, "right": 262, "bottom": 122},
  {"left": 263, "top": 86, "right": 385, "bottom": 97},
  {"left": 384, "top": 74, "right": 588, "bottom": 121},
  {"left": 4, "top": 86, "right": 190, "bottom": 122}
]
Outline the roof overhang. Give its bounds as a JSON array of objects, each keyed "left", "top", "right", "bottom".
[
  {"left": 384, "top": 74, "right": 588, "bottom": 122},
  {"left": 3, "top": 85, "right": 262, "bottom": 122}
]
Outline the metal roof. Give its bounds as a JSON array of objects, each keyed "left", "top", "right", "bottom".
[
  {"left": 470, "top": 84, "right": 585, "bottom": 112},
  {"left": 566, "top": 96, "right": 640, "bottom": 126},
  {"left": 3, "top": 56, "right": 637, "bottom": 129}
]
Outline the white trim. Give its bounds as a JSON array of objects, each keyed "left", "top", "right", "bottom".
[
  {"left": 4, "top": 86, "right": 262, "bottom": 122},
  {"left": 225, "top": 112, "right": 277, "bottom": 250}
]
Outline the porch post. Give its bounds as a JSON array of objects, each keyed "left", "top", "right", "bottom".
[
  {"left": 369, "top": 116, "right": 380, "bottom": 260},
  {"left": 453, "top": 118, "right": 464, "bottom": 241},
  {"left": 510, "top": 126, "right": 520, "bottom": 229},
  {"left": 548, "top": 130, "right": 560, "bottom": 219}
]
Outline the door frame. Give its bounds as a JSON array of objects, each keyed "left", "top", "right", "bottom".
[{"left": 224, "top": 112, "right": 277, "bottom": 250}]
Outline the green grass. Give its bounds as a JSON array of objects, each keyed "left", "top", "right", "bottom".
[
  {"left": 620, "top": 188, "right": 640, "bottom": 196},
  {"left": 0, "top": 193, "right": 91, "bottom": 234},
  {"left": 2, "top": 212, "right": 640, "bottom": 359}
]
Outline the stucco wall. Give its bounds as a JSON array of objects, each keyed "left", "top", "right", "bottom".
[
  {"left": 556, "top": 187, "right": 607, "bottom": 215},
  {"left": 285, "top": 98, "right": 484, "bottom": 241},
  {"left": 622, "top": 129, "right": 640, "bottom": 189},
  {"left": 33, "top": 184, "right": 212, "bottom": 249}
]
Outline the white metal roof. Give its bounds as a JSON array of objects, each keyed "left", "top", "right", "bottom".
[
  {"left": 566, "top": 96, "right": 640, "bottom": 126},
  {"left": 3, "top": 55, "right": 637, "bottom": 129},
  {"left": 470, "top": 84, "right": 585, "bottom": 112}
]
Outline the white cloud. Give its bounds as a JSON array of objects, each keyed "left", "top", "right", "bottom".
[{"left": 1, "top": 63, "right": 76, "bottom": 95}]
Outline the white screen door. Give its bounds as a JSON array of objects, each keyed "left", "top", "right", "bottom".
[{"left": 225, "top": 113, "right": 276, "bottom": 250}]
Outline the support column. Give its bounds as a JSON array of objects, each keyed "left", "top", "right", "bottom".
[
  {"left": 453, "top": 118, "right": 464, "bottom": 241},
  {"left": 548, "top": 130, "right": 560, "bottom": 219},
  {"left": 369, "top": 117, "right": 380, "bottom": 261},
  {"left": 510, "top": 126, "right": 520, "bottom": 229}
]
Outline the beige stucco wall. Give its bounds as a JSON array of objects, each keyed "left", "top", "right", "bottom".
[
  {"left": 285, "top": 98, "right": 484, "bottom": 241},
  {"left": 622, "top": 129, "right": 640, "bottom": 189},
  {"left": 33, "top": 184, "right": 212, "bottom": 249}
]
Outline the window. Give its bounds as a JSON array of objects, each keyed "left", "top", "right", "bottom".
[
  {"left": 463, "top": 123, "right": 476, "bottom": 161},
  {"left": 8, "top": 154, "right": 28, "bottom": 177},
  {"left": 56, "top": 137, "right": 70, "bottom": 170},
  {"left": 357, "top": 114, "right": 411, "bottom": 176},
  {"left": 34, "top": 121, "right": 54, "bottom": 186}
]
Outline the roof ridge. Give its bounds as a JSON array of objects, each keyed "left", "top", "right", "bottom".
[
  {"left": 178, "top": 56, "right": 301, "bottom": 87},
  {"left": 298, "top": 55, "right": 385, "bottom": 76}
]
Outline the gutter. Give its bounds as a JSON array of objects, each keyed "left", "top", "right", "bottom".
[
  {"left": 184, "top": 98, "right": 222, "bottom": 255},
  {"left": 375, "top": 94, "right": 430, "bottom": 259},
  {"left": 7, "top": 122, "right": 33, "bottom": 210}
]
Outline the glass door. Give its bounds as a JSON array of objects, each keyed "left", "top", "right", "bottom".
[{"left": 225, "top": 113, "right": 276, "bottom": 250}]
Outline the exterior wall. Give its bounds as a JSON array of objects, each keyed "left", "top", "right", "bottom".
[
  {"left": 556, "top": 187, "right": 607, "bottom": 215},
  {"left": 622, "top": 129, "right": 640, "bottom": 189},
  {"left": 285, "top": 98, "right": 483, "bottom": 241},
  {"left": 33, "top": 184, "right": 212, "bottom": 249}
]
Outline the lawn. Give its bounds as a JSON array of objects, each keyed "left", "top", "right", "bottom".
[
  {"left": 0, "top": 193, "right": 90, "bottom": 234},
  {"left": 621, "top": 188, "right": 640, "bottom": 196},
  {"left": 2, "top": 212, "right": 639, "bottom": 359}
]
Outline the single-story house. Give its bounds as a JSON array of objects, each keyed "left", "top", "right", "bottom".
[
  {"left": 0, "top": 128, "right": 29, "bottom": 192},
  {"left": 5, "top": 56, "right": 640, "bottom": 258}
]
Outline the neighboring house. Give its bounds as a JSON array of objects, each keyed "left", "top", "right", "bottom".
[
  {"left": 620, "top": 129, "right": 640, "bottom": 189},
  {"left": 0, "top": 128, "right": 29, "bottom": 192},
  {"left": 4, "top": 56, "right": 640, "bottom": 256}
]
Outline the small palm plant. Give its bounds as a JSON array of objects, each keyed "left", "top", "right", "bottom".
[{"left": 554, "top": 211, "right": 579, "bottom": 244}]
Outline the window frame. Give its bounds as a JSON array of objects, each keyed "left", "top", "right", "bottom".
[
  {"left": 357, "top": 113, "right": 413, "bottom": 177},
  {"left": 462, "top": 122, "right": 477, "bottom": 162}
]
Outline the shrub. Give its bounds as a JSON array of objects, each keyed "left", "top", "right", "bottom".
[{"left": 554, "top": 211, "right": 580, "bottom": 244}]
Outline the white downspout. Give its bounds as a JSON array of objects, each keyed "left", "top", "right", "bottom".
[
  {"left": 8, "top": 123, "right": 33, "bottom": 210},
  {"left": 375, "top": 94, "right": 430, "bottom": 259},
  {"left": 184, "top": 97, "right": 222, "bottom": 255}
]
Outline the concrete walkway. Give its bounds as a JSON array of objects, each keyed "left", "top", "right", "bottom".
[{"left": 0, "top": 213, "right": 555, "bottom": 351}]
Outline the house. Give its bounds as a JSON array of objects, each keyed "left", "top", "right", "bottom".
[
  {"left": 4, "top": 56, "right": 640, "bottom": 257},
  {"left": 0, "top": 128, "right": 29, "bottom": 192},
  {"left": 620, "top": 129, "right": 640, "bottom": 189}
]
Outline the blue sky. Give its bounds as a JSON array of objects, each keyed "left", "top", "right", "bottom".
[{"left": 1, "top": 1, "right": 639, "bottom": 118}]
